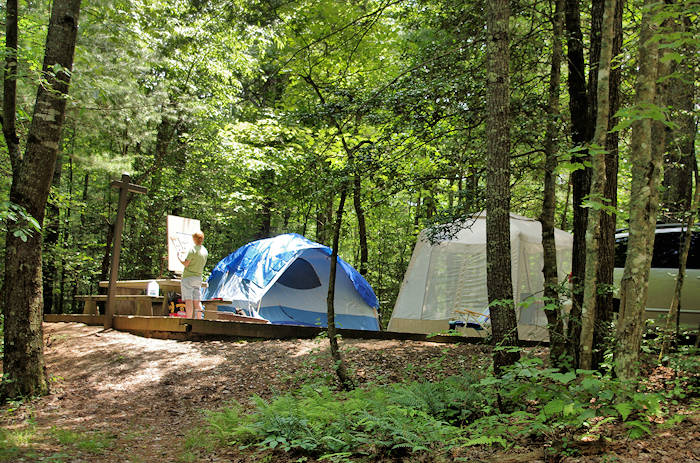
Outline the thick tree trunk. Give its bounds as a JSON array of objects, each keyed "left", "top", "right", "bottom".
[
  {"left": 579, "top": 0, "right": 615, "bottom": 370},
  {"left": 486, "top": 0, "right": 520, "bottom": 376},
  {"left": 541, "top": 0, "right": 566, "bottom": 367},
  {"left": 565, "top": 0, "right": 592, "bottom": 367},
  {"left": 615, "top": 0, "right": 660, "bottom": 380},
  {"left": 592, "top": 0, "right": 623, "bottom": 370},
  {"left": 326, "top": 185, "right": 354, "bottom": 391},
  {"left": 2, "top": 0, "right": 81, "bottom": 399}
]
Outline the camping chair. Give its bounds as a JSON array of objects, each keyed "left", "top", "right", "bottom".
[{"left": 453, "top": 309, "right": 491, "bottom": 333}]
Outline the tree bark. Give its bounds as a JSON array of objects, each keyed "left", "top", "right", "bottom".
[
  {"left": 486, "top": 0, "right": 520, "bottom": 376},
  {"left": 353, "top": 172, "right": 368, "bottom": 276},
  {"left": 592, "top": 0, "right": 623, "bottom": 370},
  {"left": 541, "top": 0, "right": 566, "bottom": 367},
  {"left": 564, "top": 0, "right": 592, "bottom": 367},
  {"left": 615, "top": 0, "right": 660, "bottom": 380},
  {"left": 2, "top": 0, "right": 81, "bottom": 399},
  {"left": 326, "top": 184, "right": 354, "bottom": 391},
  {"left": 579, "top": 0, "right": 615, "bottom": 370},
  {"left": 2, "top": 0, "right": 20, "bottom": 176}
]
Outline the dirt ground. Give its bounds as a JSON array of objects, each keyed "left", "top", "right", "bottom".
[{"left": 1, "top": 322, "right": 698, "bottom": 462}]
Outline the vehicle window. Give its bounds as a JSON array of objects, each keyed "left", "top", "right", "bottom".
[
  {"left": 613, "top": 230, "right": 698, "bottom": 269},
  {"left": 651, "top": 232, "right": 680, "bottom": 268}
]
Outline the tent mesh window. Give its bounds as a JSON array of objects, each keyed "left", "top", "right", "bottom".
[{"left": 276, "top": 258, "right": 322, "bottom": 290}]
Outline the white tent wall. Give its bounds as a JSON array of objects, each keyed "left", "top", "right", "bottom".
[{"left": 388, "top": 214, "right": 573, "bottom": 341}]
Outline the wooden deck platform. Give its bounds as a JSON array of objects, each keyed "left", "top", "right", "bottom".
[{"left": 43, "top": 313, "right": 547, "bottom": 346}]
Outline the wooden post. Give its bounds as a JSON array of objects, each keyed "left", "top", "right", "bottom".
[{"left": 104, "top": 173, "right": 147, "bottom": 329}]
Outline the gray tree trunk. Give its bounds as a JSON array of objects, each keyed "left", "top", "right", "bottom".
[
  {"left": 564, "top": 0, "right": 592, "bottom": 367},
  {"left": 615, "top": 0, "right": 661, "bottom": 380},
  {"left": 579, "top": 0, "right": 615, "bottom": 370},
  {"left": 593, "top": 0, "right": 623, "bottom": 370},
  {"left": 540, "top": 0, "right": 566, "bottom": 367},
  {"left": 2, "top": 0, "right": 81, "bottom": 399},
  {"left": 486, "top": 0, "right": 520, "bottom": 376}
]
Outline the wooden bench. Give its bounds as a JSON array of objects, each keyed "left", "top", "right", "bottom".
[{"left": 76, "top": 295, "right": 165, "bottom": 316}]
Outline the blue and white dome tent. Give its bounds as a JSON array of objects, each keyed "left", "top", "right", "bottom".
[{"left": 203, "top": 233, "right": 380, "bottom": 330}]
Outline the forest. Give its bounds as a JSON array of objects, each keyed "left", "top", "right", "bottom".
[{"left": 0, "top": 0, "right": 698, "bottom": 461}]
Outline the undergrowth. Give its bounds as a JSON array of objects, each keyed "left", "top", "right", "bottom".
[{"left": 191, "top": 349, "right": 700, "bottom": 462}]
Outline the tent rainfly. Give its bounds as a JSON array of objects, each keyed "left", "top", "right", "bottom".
[
  {"left": 388, "top": 213, "right": 573, "bottom": 341},
  {"left": 203, "top": 233, "right": 380, "bottom": 330}
]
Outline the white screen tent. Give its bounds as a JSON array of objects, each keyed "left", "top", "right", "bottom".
[{"left": 388, "top": 213, "right": 573, "bottom": 341}]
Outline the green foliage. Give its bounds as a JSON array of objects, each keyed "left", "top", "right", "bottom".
[
  {"left": 0, "top": 423, "right": 114, "bottom": 462},
  {"left": 0, "top": 202, "right": 41, "bottom": 242},
  {"left": 49, "top": 427, "right": 115, "bottom": 454},
  {"left": 0, "top": 424, "right": 36, "bottom": 461},
  {"left": 197, "top": 355, "right": 690, "bottom": 460},
  {"left": 203, "top": 380, "right": 476, "bottom": 458}
]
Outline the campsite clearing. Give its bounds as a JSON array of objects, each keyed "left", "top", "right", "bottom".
[{"left": 0, "top": 322, "right": 698, "bottom": 462}]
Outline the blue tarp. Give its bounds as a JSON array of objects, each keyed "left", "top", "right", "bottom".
[{"left": 203, "top": 233, "right": 379, "bottom": 309}]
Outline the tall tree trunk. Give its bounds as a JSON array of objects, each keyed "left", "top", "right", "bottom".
[
  {"left": 2, "top": 0, "right": 20, "bottom": 176},
  {"left": 565, "top": 0, "right": 592, "bottom": 367},
  {"left": 592, "top": 0, "right": 623, "bottom": 370},
  {"left": 486, "top": 0, "right": 520, "bottom": 376},
  {"left": 1, "top": 0, "right": 81, "bottom": 399},
  {"left": 541, "top": 0, "right": 566, "bottom": 367},
  {"left": 579, "top": 0, "right": 615, "bottom": 370},
  {"left": 353, "top": 172, "right": 368, "bottom": 276},
  {"left": 560, "top": 176, "right": 571, "bottom": 230},
  {"left": 326, "top": 184, "right": 354, "bottom": 391},
  {"left": 615, "top": 0, "right": 661, "bottom": 380}
]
